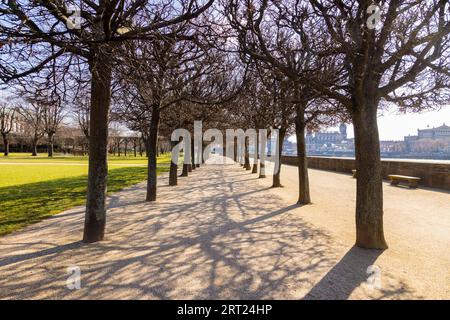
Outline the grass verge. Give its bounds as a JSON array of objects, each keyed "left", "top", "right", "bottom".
[{"left": 0, "top": 156, "right": 170, "bottom": 236}]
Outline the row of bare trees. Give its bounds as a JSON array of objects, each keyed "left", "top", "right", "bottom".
[
  {"left": 223, "top": 0, "right": 450, "bottom": 249},
  {"left": 1, "top": 1, "right": 449, "bottom": 250},
  {"left": 0, "top": 96, "right": 65, "bottom": 157}
]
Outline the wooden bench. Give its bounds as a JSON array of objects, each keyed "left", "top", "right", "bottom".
[
  {"left": 388, "top": 175, "right": 420, "bottom": 189},
  {"left": 352, "top": 169, "right": 357, "bottom": 178}
]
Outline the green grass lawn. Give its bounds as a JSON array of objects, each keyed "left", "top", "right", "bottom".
[
  {"left": 0, "top": 153, "right": 171, "bottom": 236},
  {"left": 0, "top": 152, "right": 171, "bottom": 164}
]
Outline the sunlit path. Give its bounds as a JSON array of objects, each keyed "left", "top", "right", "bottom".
[{"left": 0, "top": 156, "right": 448, "bottom": 299}]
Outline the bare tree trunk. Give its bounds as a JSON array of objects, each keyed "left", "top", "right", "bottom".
[
  {"left": 195, "top": 141, "right": 202, "bottom": 167},
  {"left": 251, "top": 132, "right": 258, "bottom": 173},
  {"left": 295, "top": 110, "right": 311, "bottom": 205},
  {"left": 169, "top": 161, "right": 178, "bottom": 185},
  {"left": 146, "top": 107, "right": 160, "bottom": 201},
  {"left": 2, "top": 134, "right": 9, "bottom": 156},
  {"left": 353, "top": 101, "right": 388, "bottom": 249},
  {"left": 244, "top": 136, "right": 251, "bottom": 170},
  {"left": 31, "top": 137, "right": 38, "bottom": 156},
  {"left": 259, "top": 134, "right": 266, "bottom": 179},
  {"left": 169, "top": 140, "right": 178, "bottom": 185},
  {"left": 83, "top": 47, "right": 112, "bottom": 243},
  {"left": 141, "top": 137, "right": 148, "bottom": 157},
  {"left": 259, "top": 162, "right": 266, "bottom": 178},
  {"left": 272, "top": 128, "right": 286, "bottom": 188},
  {"left": 233, "top": 137, "right": 238, "bottom": 162},
  {"left": 139, "top": 141, "right": 143, "bottom": 157},
  {"left": 238, "top": 141, "right": 243, "bottom": 165},
  {"left": 191, "top": 139, "right": 195, "bottom": 170},
  {"left": 181, "top": 163, "right": 189, "bottom": 177},
  {"left": 124, "top": 139, "right": 128, "bottom": 157},
  {"left": 201, "top": 142, "right": 206, "bottom": 164},
  {"left": 47, "top": 133, "right": 54, "bottom": 157}
]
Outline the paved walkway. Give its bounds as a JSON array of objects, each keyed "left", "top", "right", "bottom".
[{"left": 0, "top": 158, "right": 449, "bottom": 299}]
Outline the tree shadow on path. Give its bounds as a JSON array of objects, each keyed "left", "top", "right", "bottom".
[{"left": 304, "top": 246, "right": 383, "bottom": 299}]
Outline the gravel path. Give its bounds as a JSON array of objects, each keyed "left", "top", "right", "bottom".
[{"left": 0, "top": 157, "right": 448, "bottom": 299}]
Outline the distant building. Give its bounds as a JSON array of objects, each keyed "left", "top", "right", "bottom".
[
  {"left": 302, "top": 123, "right": 355, "bottom": 156},
  {"left": 418, "top": 123, "right": 450, "bottom": 139},
  {"left": 405, "top": 123, "right": 450, "bottom": 142},
  {"left": 306, "top": 123, "right": 348, "bottom": 145},
  {"left": 282, "top": 138, "right": 296, "bottom": 155},
  {"left": 403, "top": 123, "right": 450, "bottom": 155},
  {"left": 380, "top": 140, "right": 406, "bottom": 153},
  {"left": 284, "top": 122, "right": 450, "bottom": 160}
]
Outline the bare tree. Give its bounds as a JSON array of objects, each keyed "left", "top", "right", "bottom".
[
  {"left": 41, "top": 98, "right": 66, "bottom": 157},
  {"left": 304, "top": 0, "right": 450, "bottom": 249},
  {"left": 226, "top": 0, "right": 450, "bottom": 249},
  {"left": 116, "top": 31, "right": 226, "bottom": 201},
  {"left": 226, "top": 0, "right": 345, "bottom": 203},
  {"left": 0, "top": 0, "right": 215, "bottom": 242},
  {"left": 74, "top": 93, "right": 90, "bottom": 141},
  {"left": 0, "top": 102, "right": 17, "bottom": 156},
  {"left": 18, "top": 101, "right": 44, "bottom": 156}
]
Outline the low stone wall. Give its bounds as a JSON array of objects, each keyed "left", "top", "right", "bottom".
[{"left": 281, "top": 155, "right": 450, "bottom": 191}]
